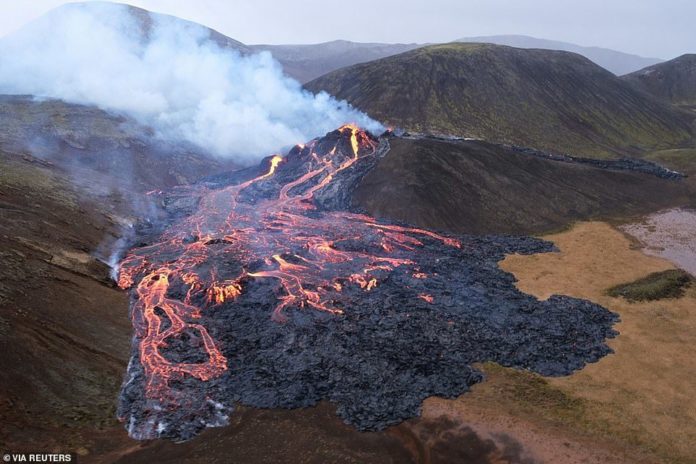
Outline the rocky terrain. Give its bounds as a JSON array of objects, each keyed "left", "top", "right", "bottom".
[
  {"left": 3, "top": 118, "right": 694, "bottom": 457},
  {"left": 0, "top": 92, "right": 234, "bottom": 454},
  {"left": 306, "top": 43, "right": 696, "bottom": 158},
  {"left": 621, "top": 208, "right": 696, "bottom": 276},
  {"left": 116, "top": 128, "right": 620, "bottom": 441},
  {"left": 0, "top": 146, "right": 419, "bottom": 463},
  {"left": 2, "top": 3, "right": 696, "bottom": 463}
]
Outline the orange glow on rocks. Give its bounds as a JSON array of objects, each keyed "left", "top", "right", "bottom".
[{"left": 118, "top": 125, "right": 459, "bottom": 407}]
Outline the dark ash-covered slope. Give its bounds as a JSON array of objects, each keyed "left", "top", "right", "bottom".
[
  {"left": 0, "top": 92, "right": 224, "bottom": 450},
  {"left": 0, "top": 95, "right": 236, "bottom": 190},
  {"left": 352, "top": 136, "right": 694, "bottom": 235},
  {"left": 622, "top": 54, "right": 696, "bottom": 110},
  {"left": 307, "top": 44, "right": 695, "bottom": 158},
  {"left": 0, "top": 149, "right": 134, "bottom": 452}
]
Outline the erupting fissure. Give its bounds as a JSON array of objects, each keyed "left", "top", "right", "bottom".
[{"left": 118, "top": 125, "right": 458, "bottom": 406}]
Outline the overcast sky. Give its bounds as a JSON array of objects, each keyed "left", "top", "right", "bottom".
[{"left": 0, "top": 0, "right": 693, "bottom": 59}]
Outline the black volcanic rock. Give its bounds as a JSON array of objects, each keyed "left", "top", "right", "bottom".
[{"left": 117, "top": 127, "right": 619, "bottom": 441}]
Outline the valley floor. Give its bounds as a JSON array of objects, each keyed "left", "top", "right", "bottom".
[
  {"left": 621, "top": 208, "right": 696, "bottom": 275},
  {"left": 85, "top": 219, "right": 696, "bottom": 464},
  {"left": 3, "top": 148, "right": 694, "bottom": 463},
  {"left": 434, "top": 220, "right": 696, "bottom": 464}
]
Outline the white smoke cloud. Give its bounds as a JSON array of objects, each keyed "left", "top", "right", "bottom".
[{"left": 0, "top": 2, "right": 383, "bottom": 164}]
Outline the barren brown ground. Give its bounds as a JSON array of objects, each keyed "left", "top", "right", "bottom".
[
  {"left": 621, "top": 208, "right": 696, "bottom": 276},
  {"left": 411, "top": 222, "right": 696, "bottom": 464},
  {"left": 477, "top": 221, "right": 695, "bottom": 463},
  {"left": 78, "top": 220, "right": 696, "bottom": 464}
]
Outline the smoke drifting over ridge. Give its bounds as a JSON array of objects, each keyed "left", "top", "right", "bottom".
[{"left": 0, "top": 2, "right": 383, "bottom": 164}]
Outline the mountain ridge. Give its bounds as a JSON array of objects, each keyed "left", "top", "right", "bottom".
[
  {"left": 457, "top": 34, "right": 662, "bottom": 75},
  {"left": 54, "top": 1, "right": 250, "bottom": 53},
  {"left": 622, "top": 54, "right": 696, "bottom": 110},
  {"left": 249, "top": 40, "right": 424, "bottom": 83},
  {"left": 22, "top": 3, "right": 672, "bottom": 83},
  {"left": 306, "top": 43, "right": 695, "bottom": 158}
]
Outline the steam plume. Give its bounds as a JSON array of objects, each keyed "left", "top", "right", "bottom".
[{"left": 0, "top": 2, "right": 383, "bottom": 164}]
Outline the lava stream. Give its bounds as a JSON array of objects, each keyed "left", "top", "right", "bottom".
[{"left": 118, "top": 125, "right": 459, "bottom": 404}]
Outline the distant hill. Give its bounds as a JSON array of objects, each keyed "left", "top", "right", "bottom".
[
  {"left": 252, "top": 35, "right": 663, "bottom": 84},
  {"left": 39, "top": 4, "right": 418, "bottom": 85},
  {"left": 622, "top": 54, "right": 696, "bottom": 110},
  {"left": 65, "top": 1, "right": 250, "bottom": 54},
  {"left": 252, "top": 35, "right": 662, "bottom": 83},
  {"left": 307, "top": 43, "right": 695, "bottom": 158},
  {"left": 457, "top": 35, "right": 662, "bottom": 75},
  {"left": 250, "top": 40, "right": 423, "bottom": 83},
  {"left": 38, "top": 3, "right": 418, "bottom": 85}
]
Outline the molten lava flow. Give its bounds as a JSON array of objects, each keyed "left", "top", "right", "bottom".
[
  {"left": 118, "top": 125, "right": 460, "bottom": 407},
  {"left": 133, "top": 270, "right": 227, "bottom": 397},
  {"left": 118, "top": 125, "right": 620, "bottom": 441},
  {"left": 418, "top": 293, "right": 434, "bottom": 303}
]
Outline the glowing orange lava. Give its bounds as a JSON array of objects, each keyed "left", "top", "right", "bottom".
[
  {"left": 418, "top": 293, "right": 435, "bottom": 303},
  {"left": 118, "top": 125, "right": 460, "bottom": 403}
]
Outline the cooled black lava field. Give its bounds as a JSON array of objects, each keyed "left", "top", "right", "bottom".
[{"left": 117, "top": 127, "right": 619, "bottom": 441}]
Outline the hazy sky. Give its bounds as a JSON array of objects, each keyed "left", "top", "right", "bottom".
[{"left": 0, "top": 0, "right": 693, "bottom": 59}]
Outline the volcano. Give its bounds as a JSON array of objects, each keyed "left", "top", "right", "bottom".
[
  {"left": 306, "top": 44, "right": 696, "bottom": 158},
  {"left": 116, "top": 125, "right": 619, "bottom": 441}
]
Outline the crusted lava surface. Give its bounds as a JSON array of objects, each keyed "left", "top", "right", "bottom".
[{"left": 117, "top": 126, "right": 618, "bottom": 441}]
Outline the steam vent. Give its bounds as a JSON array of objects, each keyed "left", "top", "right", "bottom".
[{"left": 117, "top": 125, "right": 618, "bottom": 441}]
